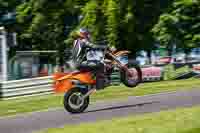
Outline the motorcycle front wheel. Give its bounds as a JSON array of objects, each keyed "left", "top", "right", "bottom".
[
  {"left": 121, "top": 63, "right": 142, "bottom": 87},
  {"left": 63, "top": 88, "right": 89, "bottom": 113}
]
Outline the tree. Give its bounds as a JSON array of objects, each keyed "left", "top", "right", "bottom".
[
  {"left": 16, "top": 0, "right": 89, "bottom": 50},
  {"left": 0, "top": 0, "right": 21, "bottom": 13},
  {"left": 65, "top": 0, "right": 174, "bottom": 60},
  {"left": 0, "top": 0, "right": 22, "bottom": 26},
  {"left": 16, "top": 0, "right": 174, "bottom": 61},
  {"left": 16, "top": 0, "right": 90, "bottom": 64},
  {"left": 152, "top": 0, "right": 200, "bottom": 54}
]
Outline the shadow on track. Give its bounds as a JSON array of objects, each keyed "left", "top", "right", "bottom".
[{"left": 80, "top": 101, "right": 159, "bottom": 114}]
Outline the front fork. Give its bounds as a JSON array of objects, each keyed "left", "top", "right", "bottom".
[
  {"left": 108, "top": 52, "right": 132, "bottom": 76},
  {"left": 82, "top": 88, "right": 96, "bottom": 100}
]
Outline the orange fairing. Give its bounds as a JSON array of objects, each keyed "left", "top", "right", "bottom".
[{"left": 53, "top": 72, "right": 95, "bottom": 93}]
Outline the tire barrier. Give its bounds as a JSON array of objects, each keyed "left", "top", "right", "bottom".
[{"left": 0, "top": 76, "right": 54, "bottom": 99}]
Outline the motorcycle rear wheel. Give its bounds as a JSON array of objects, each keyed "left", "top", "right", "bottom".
[{"left": 63, "top": 88, "right": 89, "bottom": 113}]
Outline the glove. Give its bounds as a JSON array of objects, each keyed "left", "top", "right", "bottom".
[{"left": 110, "top": 46, "right": 116, "bottom": 52}]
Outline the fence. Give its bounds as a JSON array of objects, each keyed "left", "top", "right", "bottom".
[
  {"left": 0, "top": 76, "right": 54, "bottom": 99},
  {"left": 0, "top": 32, "right": 8, "bottom": 81}
]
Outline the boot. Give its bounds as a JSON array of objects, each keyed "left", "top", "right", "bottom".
[{"left": 96, "top": 73, "right": 105, "bottom": 90}]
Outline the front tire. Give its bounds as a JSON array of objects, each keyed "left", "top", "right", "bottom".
[
  {"left": 63, "top": 88, "right": 89, "bottom": 113},
  {"left": 121, "top": 63, "right": 142, "bottom": 87}
]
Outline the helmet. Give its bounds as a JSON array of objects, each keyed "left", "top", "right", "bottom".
[{"left": 77, "top": 28, "right": 90, "bottom": 39}]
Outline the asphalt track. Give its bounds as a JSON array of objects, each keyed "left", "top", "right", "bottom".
[{"left": 1, "top": 89, "right": 200, "bottom": 133}]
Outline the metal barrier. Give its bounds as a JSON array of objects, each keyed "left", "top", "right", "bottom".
[{"left": 0, "top": 76, "right": 54, "bottom": 99}]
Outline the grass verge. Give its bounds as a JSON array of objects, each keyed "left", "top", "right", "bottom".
[
  {"left": 37, "top": 105, "right": 200, "bottom": 133},
  {"left": 0, "top": 79, "right": 200, "bottom": 117}
]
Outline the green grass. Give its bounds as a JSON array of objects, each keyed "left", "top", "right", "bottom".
[
  {"left": 0, "top": 79, "right": 200, "bottom": 117},
  {"left": 37, "top": 105, "right": 200, "bottom": 133}
]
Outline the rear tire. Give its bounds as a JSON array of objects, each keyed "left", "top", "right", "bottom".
[
  {"left": 63, "top": 88, "right": 89, "bottom": 113},
  {"left": 121, "top": 63, "right": 142, "bottom": 87}
]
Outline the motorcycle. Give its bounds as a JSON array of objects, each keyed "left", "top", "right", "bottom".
[{"left": 53, "top": 46, "right": 142, "bottom": 113}]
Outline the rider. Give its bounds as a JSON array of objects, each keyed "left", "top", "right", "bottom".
[{"left": 72, "top": 28, "right": 106, "bottom": 90}]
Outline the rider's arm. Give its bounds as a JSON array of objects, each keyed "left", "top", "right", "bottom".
[
  {"left": 86, "top": 42, "right": 107, "bottom": 50},
  {"left": 81, "top": 39, "right": 93, "bottom": 48},
  {"left": 81, "top": 39, "right": 107, "bottom": 50}
]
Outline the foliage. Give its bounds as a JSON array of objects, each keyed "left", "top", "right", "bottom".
[
  {"left": 4, "top": 0, "right": 174, "bottom": 58},
  {"left": 163, "top": 64, "right": 192, "bottom": 80},
  {"left": 0, "top": 0, "right": 22, "bottom": 26},
  {"left": 104, "top": 0, "right": 120, "bottom": 46},
  {"left": 79, "top": 0, "right": 102, "bottom": 41},
  {"left": 152, "top": 0, "right": 200, "bottom": 51},
  {"left": 163, "top": 64, "right": 175, "bottom": 80},
  {"left": 15, "top": 0, "right": 90, "bottom": 64},
  {"left": 0, "top": 0, "right": 21, "bottom": 13},
  {"left": 17, "top": 0, "right": 71, "bottom": 50},
  {"left": 64, "top": 0, "right": 174, "bottom": 56}
]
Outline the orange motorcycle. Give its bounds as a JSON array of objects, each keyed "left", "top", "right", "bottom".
[{"left": 53, "top": 46, "right": 142, "bottom": 113}]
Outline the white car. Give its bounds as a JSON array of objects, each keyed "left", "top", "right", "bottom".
[
  {"left": 173, "top": 52, "right": 186, "bottom": 63},
  {"left": 136, "top": 51, "right": 149, "bottom": 66},
  {"left": 187, "top": 48, "right": 200, "bottom": 62}
]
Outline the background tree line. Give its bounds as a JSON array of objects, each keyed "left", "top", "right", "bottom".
[{"left": 0, "top": 0, "right": 200, "bottom": 61}]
